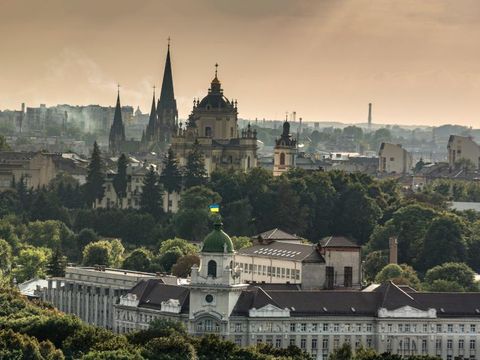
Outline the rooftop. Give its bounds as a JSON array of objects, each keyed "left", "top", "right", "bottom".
[
  {"left": 237, "top": 241, "right": 324, "bottom": 263},
  {"left": 319, "top": 236, "right": 360, "bottom": 248}
]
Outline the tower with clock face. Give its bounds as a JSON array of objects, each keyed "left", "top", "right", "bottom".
[{"left": 188, "top": 220, "right": 248, "bottom": 336}]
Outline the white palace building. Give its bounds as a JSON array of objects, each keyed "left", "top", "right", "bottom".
[{"left": 36, "top": 221, "right": 480, "bottom": 360}]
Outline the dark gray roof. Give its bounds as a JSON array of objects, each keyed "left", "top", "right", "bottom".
[
  {"left": 232, "top": 281, "right": 480, "bottom": 318},
  {"left": 129, "top": 279, "right": 189, "bottom": 313},
  {"left": 237, "top": 241, "right": 325, "bottom": 263},
  {"left": 320, "top": 236, "right": 360, "bottom": 248},
  {"left": 232, "top": 287, "right": 380, "bottom": 317},
  {"left": 255, "top": 228, "right": 303, "bottom": 242}
]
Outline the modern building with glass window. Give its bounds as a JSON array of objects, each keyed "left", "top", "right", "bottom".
[{"left": 113, "top": 222, "right": 480, "bottom": 360}]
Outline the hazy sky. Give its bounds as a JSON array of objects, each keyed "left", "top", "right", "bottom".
[{"left": 2, "top": 0, "right": 480, "bottom": 126}]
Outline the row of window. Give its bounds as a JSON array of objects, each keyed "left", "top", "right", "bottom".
[
  {"left": 235, "top": 322, "right": 374, "bottom": 333},
  {"left": 438, "top": 339, "right": 476, "bottom": 350},
  {"left": 244, "top": 335, "right": 374, "bottom": 352},
  {"left": 289, "top": 322, "right": 373, "bottom": 333},
  {"left": 235, "top": 262, "right": 301, "bottom": 280},
  {"left": 238, "top": 322, "right": 480, "bottom": 336},
  {"left": 383, "top": 323, "right": 478, "bottom": 334}
]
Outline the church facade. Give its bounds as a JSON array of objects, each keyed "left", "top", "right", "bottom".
[{"left": 170, "top": 67, "right": 257, "bottom": 175}]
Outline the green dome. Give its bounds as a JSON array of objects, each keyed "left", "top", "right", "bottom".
[{"left": 202, "top": 221, "right": 234, "bottom": 253}]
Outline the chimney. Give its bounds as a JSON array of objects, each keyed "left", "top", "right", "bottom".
[
  {"left": 389, "top": 237, "right": 398, "bottom": 264},
  {"left": 368, "top": 103, "right": 372, "bottom": 129}
]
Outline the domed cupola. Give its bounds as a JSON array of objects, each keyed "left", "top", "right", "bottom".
[
  {"left": 196, "top": 64, "right": 234, "bottom": 111},
  {"left": 202, "top": 219, "right": 234, "bottom": 253}
]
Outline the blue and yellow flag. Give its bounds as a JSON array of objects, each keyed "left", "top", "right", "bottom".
[{"left": 209, "top": 204, "right": 220, "bottom": 213}]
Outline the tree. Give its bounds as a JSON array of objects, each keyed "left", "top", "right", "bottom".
[
  {"left": 30, "top": 190, "right": 71, "bottom": 225},
  {"left": 0, "top": 329, "right": 64, "bottom": 360},
  {"left": 268, "top": 178, "right": 309, "bottom": 235},
  {"left": 46, "top": 248, "right": 67, "bottom": 277},
  {"left": 25, "top": 220, "right": 74, "bottom": 251},
  {"left": 365, "top": 204, "right": 439, "bottom": 265},
  {"left": 80, "top": 350, "right": 143, "bottom": 360},
  {"left": 13, "top": 247, "right": 51, "bottom": 283},
  {"left": 424, "top": 262, "right": 477, "bottom": 292},
  {"left": 333, "top": 184, "right": 382, "bottom": 244},
  {"left": 0, "top": 190, "right": 21, "bottom": 218},
  {"left": 375, "top": 263, "right": 420, "bottom": 289},
  {"left": 82, "top": 240, "right": 113, "bottom": 266},
  {"left": 363, "top": 251, "right": 388, "bottom": 282},
  {"left": 171, "top": 254, "right": 200, "bottom": 277},
  {"left": 0, "top": 239, "right": 12, "bottom": 274},
  {"left": 160, "top": 148, "right": 182, "bottom": 212},
  {"left": 113, "top": 154, "right": 128, "bottom": 207},
  {"left": 195, "top": 334, "right": 239, "bottom": 360},
  {"left": 425, "top": 279, "right": 466, "bottom": 292},
  {"left": 184, "top": 142, "right": 207, "bottom": 188},
  {"left": 158, "top": 248, "right": 184, "bottom": 273},
  {"left": 158, "top": 238, "right": 198, "bottom": 256},
  {"left": 85, "top": 141, "right": 105, "bottom": 207},
  {"left": 231, "top": 236, "right": 252, "bottom": 251},
  {"left": 140, "top": 166, "right": 163, "bottom": 218},
  {"left": 128, "top": 318, "right": 187, "bottom": 345},
  {"left": 76, "top": 228, "right": 99, "bottom": 253},
  {"left": 109, "top": 239, "right": 125, "bottom": 267},
  {"left": 420, "top": 214, "right": 467, "bottom": 271},
  {"left": 173, "top": 186, "right": 221, "bottom": 241},
  {"left": 141, "top": 335, "right": 196, "bottom": 360},
  {"left": 122, "top": 248, "right": 153, "bottom": 272},
  {"left": 329, "top": 343, "right": 352, "bottom": 360}
]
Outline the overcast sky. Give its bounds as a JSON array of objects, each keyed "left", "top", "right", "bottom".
[{"left": 2, "top": 0, "right": 480, "bottom": 126}]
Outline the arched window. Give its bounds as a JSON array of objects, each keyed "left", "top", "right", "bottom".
[
  {"left": 229, "top": 156, "right": 233, "bottom": 164},
  {"left": 205, "top": 126, "right": 212, "bottom": 137},
  {"left": 280, "top": 152, "right": 285, "bottom": 165},
  {"left": 247, "top": 156, "right": 251, "bottom": 169},
  {"left": 207, "top": 260, "right": 217, "bottom": 278}
]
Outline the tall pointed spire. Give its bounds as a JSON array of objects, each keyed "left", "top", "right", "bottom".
[
  {"left": 158, "top": 39, "right": 175, "bottom": 109},
  {"left": 146, "top": 86, "right": 157, "bottom": 141},
  {"left": 109, "top": 85, "right": 126, "bottom": 154},
  {"left": 155, "top": 38, "right": 178, "bottom": 148}
]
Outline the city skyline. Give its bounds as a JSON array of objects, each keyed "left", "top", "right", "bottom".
[{"left": 2, "top": 0, "right": 480, "bottom": 126}]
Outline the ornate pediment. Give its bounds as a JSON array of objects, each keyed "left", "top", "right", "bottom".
[
  {"left": 119, "top": 293, "right": 139, "bottom": 307},
  {"left": 161, "top": 299, "right": 181, "bottom": 314},
  {"left": 249, "top": 304, "right": 290, "bottom": 318},
  {"left": 378, "top": 305, "right": 436, "bottom": 318}
]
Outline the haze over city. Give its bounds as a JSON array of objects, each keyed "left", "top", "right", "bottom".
[{"left": 2, "top": 0, "right": 480, "bottom": 126}]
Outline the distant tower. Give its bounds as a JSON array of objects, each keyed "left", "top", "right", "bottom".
[
  {"left": 273, "top": 117, "right": 297, "bottom": 176},
  {"left": 145, "top": 87, "right": 157, "bottom": 141},
  {"left": 368, "top": 103, "right": 372, "bottom": 130},
  {"left": 155, "top": 38, "right": 178, "bottom": 148},
  {"left": 109, "top": 86, "right": 126, "bottom": 155}
]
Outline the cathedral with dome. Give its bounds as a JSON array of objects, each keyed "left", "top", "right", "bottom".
[
  {"left": 170, "top": 65, "right": 258, "bottom": 175},
  {"left": 109, "top": 43, "right": 257, "bottom": 174}
]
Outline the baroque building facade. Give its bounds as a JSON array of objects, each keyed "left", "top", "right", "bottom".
[
  {"left": 112, "top": 223, "right": 480, "bottom": 360},
  {"left": 170, "top": 67, "right": 257, "bottom": 175}
]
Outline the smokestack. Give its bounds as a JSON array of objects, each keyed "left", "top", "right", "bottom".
[
  {"left": 368, "top": 103, "right": 372, "bottom": 129},
  {"left": 389, "top": 237, "right": 398, "bottom": 264}
]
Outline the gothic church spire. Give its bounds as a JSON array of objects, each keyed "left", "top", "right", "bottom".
[{"left": 109, "top": 85, "right": 126, "bottom": 154}]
